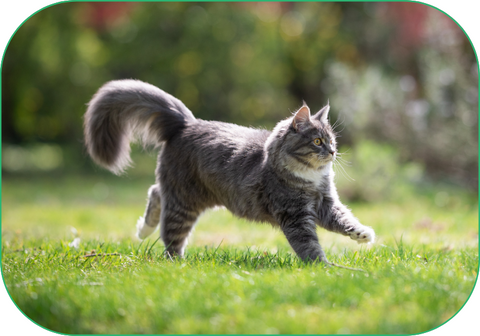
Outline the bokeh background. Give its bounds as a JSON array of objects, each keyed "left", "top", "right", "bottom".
[{"left": 2, "top": 1, "right": 478, "bottom": 198}]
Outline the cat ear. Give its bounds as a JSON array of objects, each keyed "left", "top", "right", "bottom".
[
  {"left": 313, "top": 102, "right": 330, "bottom": 123},
  {"left": 292, "top": 104, "right": 311, "bottom": 131}
]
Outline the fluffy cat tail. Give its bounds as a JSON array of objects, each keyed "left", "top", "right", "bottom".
[{"left": 84, "top": 79, "right": 195, "bottom": 174}]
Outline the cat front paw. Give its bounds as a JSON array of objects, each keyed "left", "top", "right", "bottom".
[{"left": 346, "top": 226, "right": 375, "bottom": 244}]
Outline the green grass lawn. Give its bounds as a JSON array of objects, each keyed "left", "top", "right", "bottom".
[{"left": 1, "top": 174, "right": 478, "bottom": 334}]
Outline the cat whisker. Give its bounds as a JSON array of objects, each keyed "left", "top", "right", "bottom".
[
  {"left": 338, "top": 161, "right": 352, "bottom": 168},
  {"left": 335, "top": 148, "right": 351, "bottom": 157},
  {"left": 335, "top": 124, "right": 346, "bottom": 134},
  {"left": 334, "top": 164, "right": 355, "bottom": 182},
  {"left": 331, "top": 115, "right": 346, "bottom": 132},
  {"left": 335, "top": 153, "right": 350, "bottom": 162},
  {"left": 331, "top": 115, "right": 342, "bottom": 130},
  {"left": 335, "top": 156, "right": 352, "bottom": 167},
  {"left": 333, "top": 158, "right": 355, "bottom": 181}
]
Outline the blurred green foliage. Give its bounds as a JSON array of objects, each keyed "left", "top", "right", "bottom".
[
  {"left": 2, "top": 2, "right": 478, "bottom": 189},
  {"left": 335, "top": 141, "right": 424, "bottom": 202}
]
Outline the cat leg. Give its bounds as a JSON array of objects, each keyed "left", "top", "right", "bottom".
[
  {"left": 317, "top": 198, "right": 375, "bottom": 244},
  {"left": 136, "top": 184, "right": 161, "bottom": 239},
  {"left": 280, "top": 216, "right": 328, "bottom": 263},
  {"left": 160, "top": 202, "right": 199, "bottom": 258}
]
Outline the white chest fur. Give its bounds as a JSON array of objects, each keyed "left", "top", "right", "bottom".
[{"left": 292, "top": 162, "right": 333, "bottom": 187}]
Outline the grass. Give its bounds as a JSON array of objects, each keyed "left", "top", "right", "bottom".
[{"left": 1, "top": 174, "right": 478, "bottom": 334}]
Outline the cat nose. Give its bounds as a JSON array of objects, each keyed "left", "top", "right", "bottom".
[{"left": 329, "top": 149, "right": 335, "bottom": 155}]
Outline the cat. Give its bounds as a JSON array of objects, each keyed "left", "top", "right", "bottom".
[{"left": 84, "top": 79, "right": 375, "bottom": 263}]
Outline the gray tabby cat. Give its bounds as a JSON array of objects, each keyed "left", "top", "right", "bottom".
[{"left": 84, "top": 79, "right": 375, "bottom": 263}]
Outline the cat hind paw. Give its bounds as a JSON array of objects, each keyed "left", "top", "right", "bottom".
[{"left": 136, "top": 216, "right": 157, "bottom": 240}]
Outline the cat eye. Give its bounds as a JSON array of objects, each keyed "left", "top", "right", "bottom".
[{"left": 313, "top": 138, "right": 322, "bottom": 146}]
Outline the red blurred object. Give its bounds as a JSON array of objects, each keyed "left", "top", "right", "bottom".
[
  {"left": 381, "top": 2, "right": 460, "bottom": 50},
  {"left": 384, "top": 2, "right": 429, "bottom": 48},
  {"left": 82, "top": 2, "right": 137, "bottom": 30}
]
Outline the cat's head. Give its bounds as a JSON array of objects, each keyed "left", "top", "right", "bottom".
[{"left": 265, "top": 102, "right": 336, "bottom": 175}]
